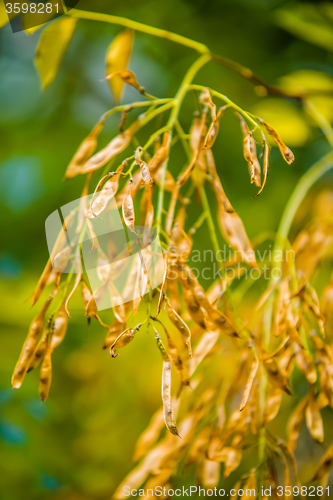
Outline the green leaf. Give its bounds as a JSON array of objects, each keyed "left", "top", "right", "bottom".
[
  {"left": 274, "top": 3, "right": 333, "bottom": 53},
  {"left": 35, "top": 17, "right": 78, "bottom": 90}
]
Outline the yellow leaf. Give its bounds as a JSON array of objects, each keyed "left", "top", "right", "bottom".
[
  {"left": 105, "top": 29, "right": 134, "bottom": 101},
  {"left": 35, "top": 17, "right": 78, "bottom": 90}
]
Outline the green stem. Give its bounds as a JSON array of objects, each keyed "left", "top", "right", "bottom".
[{"left": 67, "top": 8, "right": 209, "bottom": 54}]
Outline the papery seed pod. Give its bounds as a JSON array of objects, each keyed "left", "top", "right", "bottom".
[
  {"left": 311, "top": 441, "right": 333, "bottom": 481},
  {"left": 237, "top": 114, "right": 261, "bottom": 187},
  {"left": 80, "top": 121, "right": 138, "bottom": 174},
  {"left": 263, "top": 388, "right": 282, "bottom": 424},
  {"left": 110, "top": 324, "right": 142, "bottom": 357},
  {"left": 305, "top": 393, "right": 324, "bottom": 443},
  {"left": 148, "top": 131, "right": 171, "bottom": 175},
  {"left": 255, "top": 140, "right": 270, "bottom": 197},
  {"left": 64, "top": 119, "right": 105, "bottom": 179},
  {"left": 199, "top": 88, "right": 216, "bottom": 120},
  {"left": 135, "top": 148, "right": 153, "bottom": 185},
  {"left": 211, "top": 447, "right": 242, "bottom": 478},
  {"left": 239, "top": 344, "right": 259, "bottom": 411},
  {"left": 50, "top": 300, "right": 68, "bottom": 352},
  {"left": 155, "top": 269, "right": 167, "bottom": 318},
  {"left": 166, "top": 273, "right": 182, "bottom": 316},
  {"left": 287, "top": 396, "right": 308, "bottom": 450},
  {"left": 104, "top": 69, "right": 143, "bottom": 93},
  {"left": 77, "top": 172, "right": 92, "bottom": 232},
  {"left": 88, "top": 168, "right": 123, "bottom": 218},
  {"left": 155, "top": 334, "right": 180, "bottom": 437},
  {"left": 105, "top": 29, "right": 134, "bottom": 101},
  {"left": 182, "top": 286, "right": 207, "bottom": 330},
  {"left": 122, "top": 179, "right": 136, "bottom": 232},
  {"left": 203, "top": 106, "right": 225, "bottom": 149},
  {"left": 188, "top": 330, "right": 219, "bottom": 376},
  {"left": 132, "top": 408, "right": 164, "bottom": 462},
  {"left": 28, "top": 316, "right": 52, "bottom": 373},
  {"left": 31, "top": 258, "right": 53, "bottom": 306},
  {"left": 294, "top": 343, "right": 317, "bottom": 384},
  {"left": 39, "top": 348, "right": 52, "bottom": 403},
  {"left": 154, "top": 168, "right": 175, "bottom": 192},
  {"left": 157, "top": 323, "right": 190, "bottom": 386},
  {"left": 263, "top": 357, "right": 292, "bottom": 395},
  {"left": 257, "top": 117, "right": 295, "bottom": 164},
  {"left": 102, "top": 319, "right": 126, "bottom": 349},
  {"left": 12, "top": 297, "right": 51, "bottom": 389}
]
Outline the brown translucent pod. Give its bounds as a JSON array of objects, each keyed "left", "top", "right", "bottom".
[
  {"left": 49, "top": 300, "right": 68, "bottom": 352},
  {"left": 305, "top": 393, "right": 324, "bottom": 443},
  {"left": 166, "top": 299, "right": 192, "bottom": 357},
  {"left": 102, "top": 319, "right": 126, "bottom": 349},
  {"left": 155, "top": 268, "right": 167, "bottom": 318},
  {"left": 28, "top": 316, "right": 53, "bottom": 373},
  {"left": 155, "top": 335, "right": 180, "bottom": 437},
  {"left": 31, "top": 258, "right": 53, "bottom": 306},
  {"left": 257, "top": 116, "right": 295, "bottom": 164},
  {"left": 148, "top": 131, "right": 171, "bottom": 175},
  {"left": 254, "top": 139, "right": 270, "bottom": 198},
  {"left": 80, "top": 121, "right": 138, "bottom": 174},
  {"left": 64, "top": 118, "right": 105, "bottom": 179},
  {"left": 182, "top": 286, "right": 207, "bottom": 330},
  {"left": 110, "top": 323, "right": 142, "bottom": 357},
  {"left": 263, "top": 388, "right": 282, "bottom": 424},
  {"left": 210, "top": 447, "right": 242, "bottom": 479},
  {"left": 311, "top": 441, "right": 333, "bottom": 481},
  {"left": 104, "top": 69, "right": 143, "bottom": 93},
  {"left": 203, "top": 106, "right": 225, "bottom": 150},
  {"left": 239, "top": 345, "right": 259, "bottom": 411},
  {"left": 39, "top": 348, "right": 52, "bottom": 403},
  {"left": 157, "top": 323, "right": 190, "bottom": 386},
  {"left": 287, "top": 395, "right": 309, "bottom": 450},
  {"left": 65, "top": 249, "right": 82, "bottom": 318},
  {"left": 237, "top": 114, "right": 261, "bottom": 187},
  {"left": 166, "top": 273, "right": 182, "bottom": 316},
  {"left": 11, "top": 297, "right": 51, "bottom": 389},
  {"left": 132, "top": 408, "right": 164, "bottom": 462},
  {"left": 263, "top": 357, "right": 292, "bottom": 395},
  {"left": 122, "top": 179, "right": 136, "bottom": 233}
]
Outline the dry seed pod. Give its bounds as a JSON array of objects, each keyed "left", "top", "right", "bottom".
[
  {"left": 148, "top": 131, "right": 171, "bottom": 175},
  {"left": 305, "top": 393, "right": 324, "bottom": 443},
  {"left": 31, "top": 258, "right": 53, "bottom": 306},
  {"left": 39, "top": 348, "right": 52, "bottom": 403},
  {"left": 263, "top": 388, "right": 282, "bottom": 424},
  {"left": 237, "top": 114, "right": 261, "bottom": 187},
  {"left": 122, "top": 179, "right": 136, "bottom": 232},
  {"left": 110, "top": 324, "right": 142, "bottom": 357},
  {"left": 132, "top": 408, "right": 164, "bottom": 462},
  {"left": 158, "top": 323, "right": 190, "bottom": 386},
  {"left": 254, "top": 140, "right": 270, "bottom": 197},
  {"left": 182, "top": 286, "right": 207, "bottom": 330},
  {"left": 165, "top": 300, "right": 192, "bottom": 358},
  {"left": 104, "top": 69, "right": 143, "bottom": 93},
  {"left": 263, "top": 357, "right": 292, "bottom": 395},
  {"left": 257, "top": 117, "right": 295, "bottom": 164},
  {"left": 211, "top": 447, "right": 242, "bottom": 478},
  {"left": 89, "top": 168, "right": 123, "bottom": 218},
  {"left": 199, "top": 88, "right": 216, "bottom": 120},
  {"left": 65, "top": 249, "right": 82, "bottom": 317},
  {"left": 103, "top": 319, "right": 126, "bottom": 349},
  {"left": 239, "top": 345, "right": 259, "bottom": 411},
  {"left": 64, "top": 119, "right": 105, "bottom": 179},
  {"left": 311, "top": 442, "right": 333, "bottom": 481},
  {"left": 287, "top": 395, "right": 308, "bottom": 450},
  {"left": 28, "top": 316, "right": 52, "bottom": 373},
  {"left": 155, "top": 335, "right": 180, "bottom": 437},
  {"left": 50, "top": 300, "right": 68, "bottom": 352},
  {"left": 203, "top": 106, "right": 225, "bottom": 149},
  {"left": 80, "top": 121, "right": 138, "bottom": 174},
  {"left": 135, "top": 148, "right": 153, "bottom": 185},
  {"left": 12, "top": 298, "right": 51, "bottom": 389}
]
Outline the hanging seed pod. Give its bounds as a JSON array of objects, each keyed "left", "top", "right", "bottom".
[
  {"left": 148, "top": 131, "right": 171, "bottom": 175},
  {"left": 80, "top": 121, "right": 138, "bottom": 174},
  {"left": 86, "top": 218, "right": 100, "bottom": 252},
  {"left": 257, "top": 116, "right": 295, "bottom": 164},
  {"left": 287, "top": 396, "right": 308, "bottom": 450},
  {"left": 50, "top": 300, "right": 68, "bottom": 352},
  {"left": 28, "top": 316, "right": 52, "bottom": 373},
  {"left": 31, "top": 258, "right": 53, "bottom": 306},
  {"left": 122, "top": 179, "right": 136, "bottom": 232},
  {"left": 305, "top": 393, "right": 324, "bottom": 443},
  {"left": 239, "top": 344, "right": 259, "bottom": 411},
  {"left": 254, "top": 140, "right": 270, "bottom": 197},
  {"left": 237, "top": 114, "right": 261, "bottom": 187},
  {"left": 155, "top": 334, "right": 180, "bottom": 437},
  {"left": 263, "top": 388, "right": 282, "bottom": 424},
  {"left": 166, "top": 299, "right": 192, "bottom": 357},
  {"left": 110, "top": 323, "right": 142, "bottom": 357},
  {"left": 203, "top": 106, "right": 226, "bottom": 149},
  {"left": 12, "top": 298, "right": 51, "bottom": 389},
  {"left": 311, "top": 441, "right": 333, "bottom": 481},
  {"left": 263, "top": 357, "right": 292, "bottom": 395},
  {"left": 39, "top": 348, "right": 52, "bottom": 403},
  {"left": 89, "top": 167, "right": 123, "bottom": 219},
  {"left": 132, "top": 408, "right": 164, "bottom": 461},
  {"left": 104, "top": 69, "right": 143, "bottom": 93},
  {"left": 135, "top": 147, "right": 153, "bottom": 185},
  {"left": 155, "top": 269, "right": 167, "bottom": 318},
  {"left": 64, "top": 118, "right": 105, "bottom": 179},
  {"left": 182, "top": 286, "right": 207, "bottom": 330},
  {"left": 154, "top": 323, "right": 190, "bottom": 386},
  {"left": 103, "top": 319, "right": 126, "bottom": 349}
]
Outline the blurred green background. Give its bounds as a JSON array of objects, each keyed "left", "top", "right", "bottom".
[{"left": 1, "top": 0, "right": 333, "bottom": 498}]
